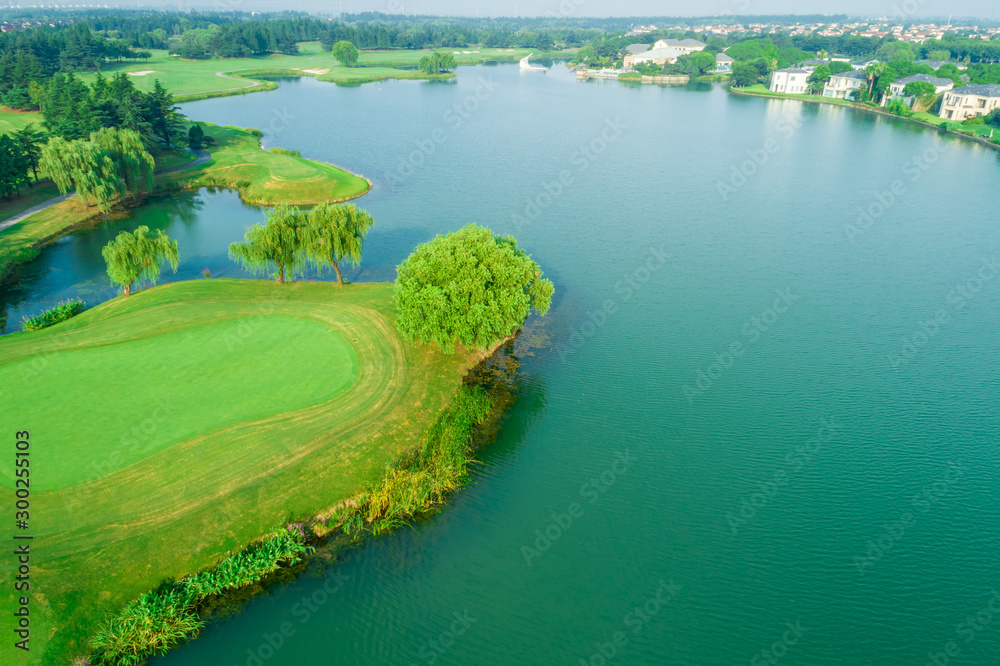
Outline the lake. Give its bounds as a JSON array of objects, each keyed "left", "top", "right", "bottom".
[{"left": 7, "top": 63, "right": 1000, "bottom": 665}]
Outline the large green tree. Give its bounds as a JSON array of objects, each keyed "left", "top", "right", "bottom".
[
  {"left": 102, "top": 226, "right": 179, "bottom": 296},
  {"left": 39, "top": 128, "right": 152, "bottom": 212},
  {"left": 730, "top": 61, "right": 759, "bottom": 87},
  {"left": 394, "top": 224, "right": 554, "bottom": 353},
  {"left": 332, "top": 40, "right": 359, "bottom": 67},
  {"left": 300, "top": 203, "right": 374, "bottom": 285},
  {"left": 418, "top": 51, "right": 457, "bottom": 74},
  {"left": 40, "top": 137, "right": 124, "bottom": 213},
  {"left": 0, "top": 134, "right": 28, "bottom": 199},
  {"left": 13, "top": 123, "right": 45, "bottom": 183},
  {"left": 229, "top": 204, "right": 304, "bottom": 284},
  {"left": 90, "top": 127, "right": 155, "bottom": 198}
]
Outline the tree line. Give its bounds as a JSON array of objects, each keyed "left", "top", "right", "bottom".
[{"left": 0, "top": 22, "right": 150, "bottom": 110}]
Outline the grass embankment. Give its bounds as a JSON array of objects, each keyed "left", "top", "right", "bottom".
[
  {"left": 0, "top": 279, "right": 486, "bottom": 665},
  {"left": 0, "top": 124, "right": 369, "bottom": 280}
]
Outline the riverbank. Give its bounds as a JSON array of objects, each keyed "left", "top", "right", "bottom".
[
  {"left": 730, "top": 83, "right": 1000, "bottom": 152},
  {"left": 0, "top": 123, "right": 370, "bottom": 283},
  {"left": 0, "top": 278, "right": 503, "bottom": 665}
]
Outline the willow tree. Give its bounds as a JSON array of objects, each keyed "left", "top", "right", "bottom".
[
  {"left": 300, "top": 203, "right": 374, "bottom": 285},
  {"left": 332, "top": 40, "right": 359, "bottom": 67},
  {"left": 40, "top": 137, "right": 125, "bottom": 214},
  {"left": 90, "top": 127, "right": 155, "bottom": 198},
  {"left": 228, "top": 204, "right": 304, "bottom": 284},
  {"left": 102, "top": 226, "right": 179, "bottom": 297},
  {"left": 394, "top": 224, "right": 554, "bottom": 353}
]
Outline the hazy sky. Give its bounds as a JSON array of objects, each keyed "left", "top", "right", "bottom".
[{"left": 147, "top": 0, "right": 998, "bottom": 21}]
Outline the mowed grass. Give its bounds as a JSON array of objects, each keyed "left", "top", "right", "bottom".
[
  {"left": 78, "top": 42, "right": 330, "bottom": 96},
  {"left": 175, "top": 123, "right": 370, "bottom": 203},
  {"left": 0, "top": 315, "right": 358, "bottom": 490},
  {"left": 76, "top": 44, "right": 577, "bottom": 98},
  {"left": 0, "top": 107, "right": 43, "bottom": 134},
  {"left": 0, "top": 279, "right": 481, "bottom": 665}
]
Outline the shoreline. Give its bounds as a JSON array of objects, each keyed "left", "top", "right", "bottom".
[
  {"left": 729, "top": 85, "right": 1000, "bottom": 153},
  {"left": 0, "top": 127, "right": 372, "bottom": 287},
  {"left": 67, "top": 292, "right": 522, "bottom": 665}
]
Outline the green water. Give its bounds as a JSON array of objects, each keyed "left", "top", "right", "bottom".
[{"left": 9, "top": 64, "right": 1000, "bottom": 664}]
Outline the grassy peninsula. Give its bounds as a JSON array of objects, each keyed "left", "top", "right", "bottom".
[{"left": 0, "top": 279, "right": 488, "bottom": 665}]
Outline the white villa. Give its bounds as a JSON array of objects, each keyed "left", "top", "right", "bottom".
[
  {"left": 715, "top": 53, "right": 735, "bottom": 71},
  {"left": 624, "top": 46, "right": 687, "bottom": 67},
  {"left": 653, "top": 38, "right": 706, "bottom": 53},
  {"left": 882, "top": 74, "right": 953, "bottom": 107},
  {"left": 939, "top": 84, "right": 1000, "bottom": 120},
  {"left": 823, "top": 70, "right": 868, "bottom": 99},
  {"left": 769, "top": 68, "right": 812, "bottom": 94}
]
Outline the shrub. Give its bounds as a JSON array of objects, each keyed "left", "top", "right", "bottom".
[
  {"left": 342, "top": 386, "right": 492, "bottom": 537},
  {"left": 963, "top": 116, "right": 986, "bottom": 125},
  {"left": 268, "top": 147, "right": 301, "bottom": 157},
  {"left": 22, "top": 300, "right": 85, "bottom": 332},
  {"left": 88, "top": 525, "right": 311, "bottom": 666}
]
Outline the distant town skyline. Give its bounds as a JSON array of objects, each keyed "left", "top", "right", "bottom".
[{"left": 40, "top": 1, "right": 998, "bottom": 21}]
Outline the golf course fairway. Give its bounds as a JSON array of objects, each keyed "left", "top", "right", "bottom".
[
  {"left": 0, "top": 279, "right": 483, "bottom": 664},
  {"left": 1, "top": 315, "right": 358, "bottom": 490}
]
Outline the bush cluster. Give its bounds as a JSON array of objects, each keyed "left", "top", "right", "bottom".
[{"left": 21, "top": 300, "right": 85, "bottom": 332}]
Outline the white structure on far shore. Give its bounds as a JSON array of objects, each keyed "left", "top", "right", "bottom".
[{"left": 769, "top": 67, "right": 812, "bottom": 94}]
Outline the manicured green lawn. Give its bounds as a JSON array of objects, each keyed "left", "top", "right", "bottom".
[
  {"left": 81, "top": 43, "right": 332, "bottom": 96},
  {"left": 176, "top": 123, "right": 370, "bottom": 203},
  {"left": 0, "top": 107, "right": 43, "bottom": 135},
  {"left": 76, "top": 44, "right": 576, "bottom": 99},
  {"left": 1, "top": 315, "right": 357, "bottom": 490},
  {"left": 0, "top": 279, "right": 480, "bottom": 665}
]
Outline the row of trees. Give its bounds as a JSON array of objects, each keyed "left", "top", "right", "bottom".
[
  {"left": 38, "top": 71, "right": 183, "bottom": 146},
  {"left": 417, "top": 52, "right": 458, "bottom": 75},
  {"left": 0, "top": 22, "right": 149, "bottom": 109},
  {"left": 229, "top": 204, "right": 374, "bottom": 285}
]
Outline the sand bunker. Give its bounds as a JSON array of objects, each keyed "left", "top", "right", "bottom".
[
  {"left": 301, "top": 68, "right": 330, "bottom": 75},
  {"left": 127, "top": 70, "right": 156, "bottom": 76}
]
